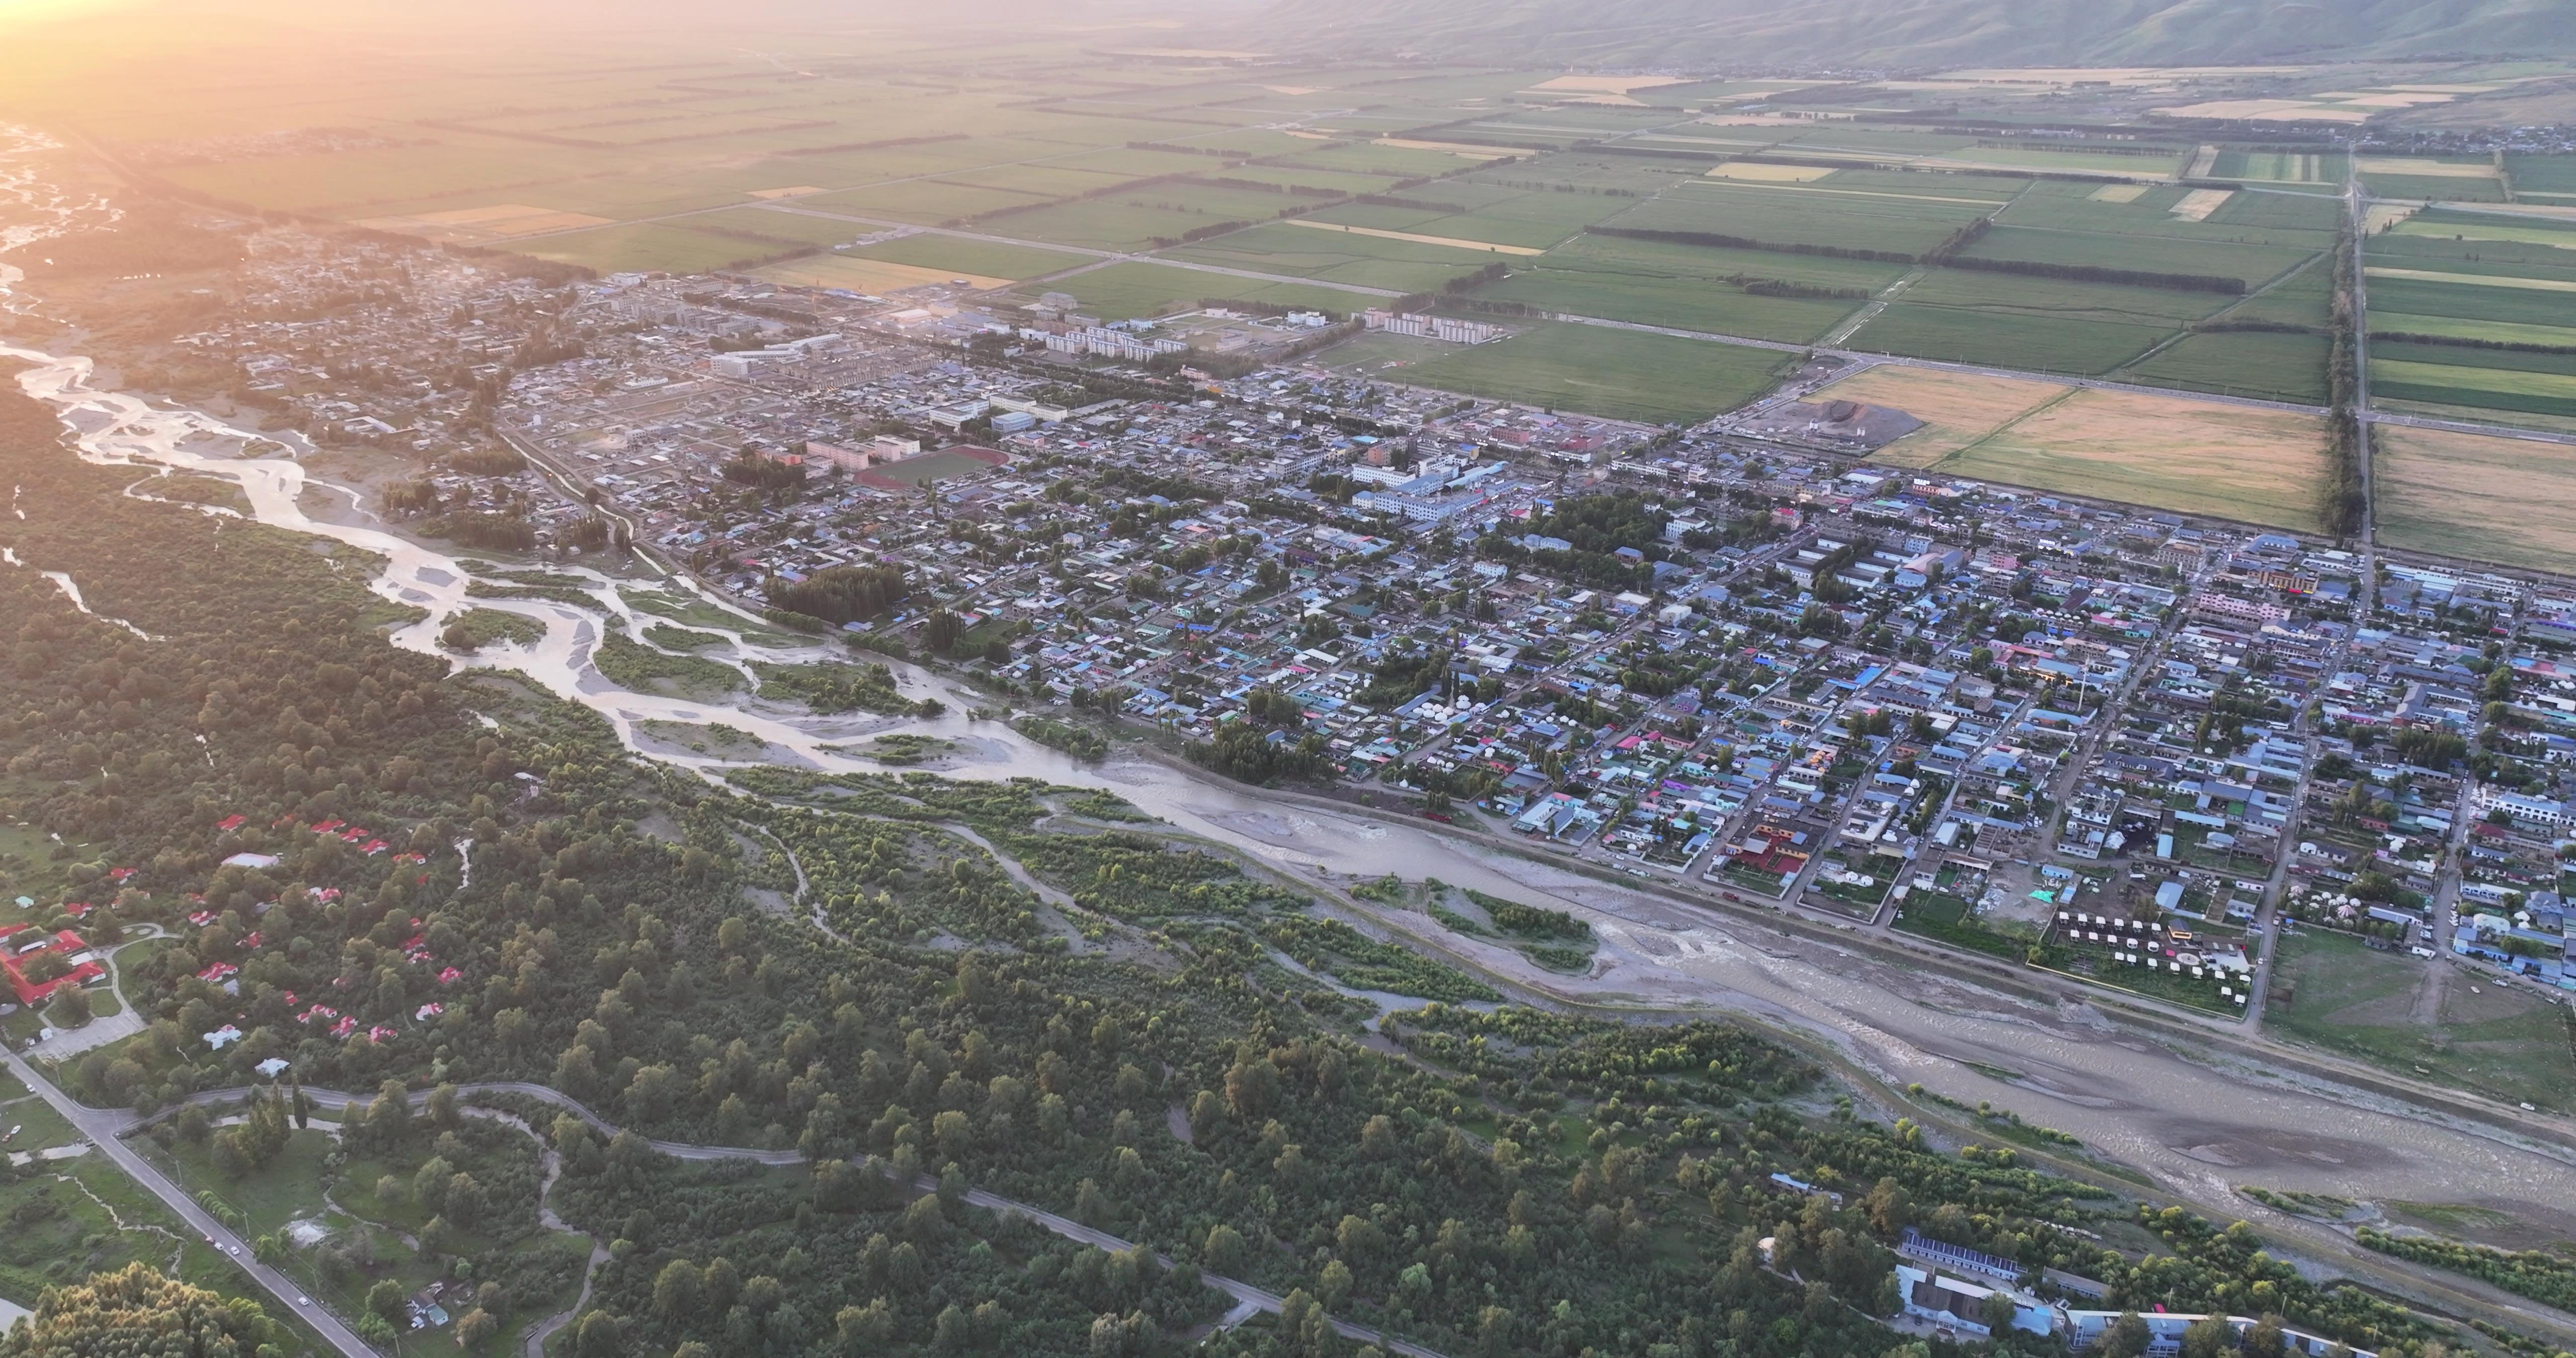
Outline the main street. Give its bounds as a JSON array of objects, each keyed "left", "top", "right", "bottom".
[{"left": 0, "top": 1047, "right": 377, "bottom": 1358}]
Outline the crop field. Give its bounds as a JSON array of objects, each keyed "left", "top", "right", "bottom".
[
  {"left": 1611, "top": 183, "right": 1990, "bottom": 256},
  {"left": 58, "top": 32, "right": 2559, "bottom": 427},
  {"left": 802, "top": 178, "right": 1051, "bottom": 224},
  {"left": 2373, "top": 355, "right": 2576, "bottom": 419},
  {"left": 1846, "top": 304, "right": 2166, "bottom": 376},
  {"left": 513, "top": 222, "right": 792, "bottom": 274},
  {"left": 2210, "top": 149, "right": 2344, "bottom": 183},
  {"left": 1816, "top": 366, "right": 2070, "bottom": 464},
  {"left": 2376, "top": 425, "right": 2576, "bottom": 571},
  {"left": 1833, "top": 369, "right": 2327, "bottom": 528},
  {"left": 1960, "top": 222, "right": 2317, "bottom": 284},
  {"left": 1390, "top": 322, "right": 1790, "bottom": 425},
  {"left": 1476, "top": 263, "right": 1863, "bottom": 343},
  {"left": 845, "top": 234, "right": 1095, "bottom": 282},
  {"left": 2368, "top": 312, "right": 2576, "bottom": 348},
  {"left": 1021, "top": 263, "right": 1365, "bottom": 322},
  {"left": 2121, "top": 331, "right": 2331, "bottom": 404},
  {"left": 752, "top": 254, "right": 1014, "bottom": 293},
  {"left": 1163, "top": 221, "right": 1501, "bottom": 292}
]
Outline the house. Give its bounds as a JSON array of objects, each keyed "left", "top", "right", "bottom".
[{"left": 1894, "top": 1263, "right": 2053, "bottom": 1336}]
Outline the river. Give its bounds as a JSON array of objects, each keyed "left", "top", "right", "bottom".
[{"left": 6, "top": 130, "right": 2576, "bottom": 1294}]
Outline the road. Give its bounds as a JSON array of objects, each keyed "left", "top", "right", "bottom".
[
  {"left": 0, "top": 1047, "right": 378, "bottom": 1358},
  {"left": 126, "top": 1080, "right": 1458, "bottom": 1358}
]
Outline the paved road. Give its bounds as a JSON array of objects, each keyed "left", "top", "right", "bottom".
[{"left": 0, "top": 1048, "right": 378, "bottom": 1357}]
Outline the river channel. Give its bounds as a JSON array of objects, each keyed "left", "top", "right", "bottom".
[{"left": 6, "top": 130, "right": 2576, "bottom": 1296}]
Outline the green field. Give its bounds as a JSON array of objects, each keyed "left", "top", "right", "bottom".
[
  {"left": 1960, "top": 223, "right": 2315, "bottom": 286},
  {"left": 1023, "top": 262, "right": 1368, "bottom": 322},
  {"left": 2363, "top": 173, "right": 2510, "bottom": 203},
  {"left": 1611, "top": 181, "right": 1987, "bottom": 257},
  {"left": 846, "top": 233, "right": 1095, "bottom": 281},
  {"left": 2374, "top": 357, "right": 2576, "bottom": 418},
  {"left": 1477, "top": 266, "right": 1861, "bottom": 343},
  {"left": 1847, "top": 304, "right": 2165, "bottom": 376},
  {"left": 2266, "top": 929, "right": 2576, "bottom": 1113},
  {"left": 512, "top": 222, "right": 794, "bottom": 274},
  {"left": 2368, "top": 311, "right": 2576, "bottom": 348},
  {"left": 1164, "top": 221, "right": 1500, "bottom": 292},
  {"left": 1384, "top": 321, "right": 1789, "bottom": 425},
  {"left": 2363, "top": 274, "right": 2576, "bottom": 330},
  {"left": 2123, "top": 331, "right": 2332, "bottom": 404}
]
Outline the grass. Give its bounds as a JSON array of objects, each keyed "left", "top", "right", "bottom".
[
  {"left": 444, "top": 608, "right": 544, "bottom": 649},
  {"left": 2267, "top": 929, "right": 2576, "bottom": 1113},
  {"left": 593, "top": 633, "right": 744, "bottom": 700},
  {"left": 1846, "top": 304, "right": 2166, "bottom": 376},
  {"left": 144, "top": 1121, "right": 587, "bottom": 1358},
  {"left": 1961, "top": 223, "right": 2317, "bottom": 284},
  {"left": 509, "top": 222, "right": 793, "bottom": 274},
  {"left": 621, "top": 588, "right": 790, "bottom": 641},
  {"left": 846, "top": 233, "right": 1096, "bottom": 282},
  {"left": 2122, "top": 331, "right": 2332, "bottom": 404},
  {"left": 1024, "top": 262, "right": 1366, "bottom": 323},
  {"left": 751, "top": 659, "right": 920, "bottom": 715},
  {"left": 1162, "top": 220, "right": 1503, "bottom": 293},
  {"left": 2374, "top": 357, "right": 2576, "bottom": 418},
  {"left": 1387, "top": 321, "right": 1789, "bottom": 426},
  {"left": 1475, "top": 264, "right": 1862, "bottom": 344},
  {"left": 2374, "top": 423, "right": 2576, "bottom": 573},
  {"left": 640, "top": 622, "right": 727, "bottom": 650},
  {"left": 0, "top": 1139, "right": 308, "bottom": 1344},
  {"left": 1616, "top": 182, "right": 1987, "bottom": 256}
]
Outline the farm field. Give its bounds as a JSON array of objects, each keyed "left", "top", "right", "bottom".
[
  {"left": 1162, "top": 221, "right": 1501, "bottom": 292},
  {"left": 1474, "top": 263, "right": 1863, "bottom": 343},
  {"left": 1811, "top": 366, "right": 2070, "bottom": 465},
  {"left": 1019, "top": 262, "right": 1366, "bottom": 322},
  {"left": 751, "top": 254, "right": 1013, "bottom": 293},
  {"left": 1386, "top": 322, "right": 1790, "bottom": 426},
  {"left": 2373, "top": 352, "right": 2576, "bottom": 419},
  {"left": 1836, "top": 369, "right": 2328, "bottom": 529},
  {"left": 1844, "top": 303, "right": 2166, "bottom": 376},
  {"left": 2375, "top": 424, "right": 2576, "bottom": 572},
  {"left": 2120, "top": 331, "right": 2332, "bottom": 404},
  {"left": 843, "top": 233, "right": 1096, "bottom": 282},
  {"left": 510, "top": 222, "right": 794, "bottom": 275}
]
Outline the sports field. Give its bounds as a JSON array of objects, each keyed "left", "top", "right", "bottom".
[
  {"left": 2375, "top": 424, "right": 2576, "bottom": 572},
  {"left": 1829, "top": 367, "right": 2328, "bottom": 529},
  {"left": 2267, "top": 930, "right": 2576, "bottom": 1114}
]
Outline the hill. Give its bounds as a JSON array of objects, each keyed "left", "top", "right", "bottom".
[{"left": 1238, "top": 0, "right": 2576, "bottom": 70}]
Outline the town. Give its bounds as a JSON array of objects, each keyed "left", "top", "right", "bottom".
[{"left": 71, "top": 217, "right": 2571, "bottom": 1043}]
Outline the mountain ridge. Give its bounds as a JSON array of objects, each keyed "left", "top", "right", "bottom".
[{"left": 1234, "top": 0, "right": 2576, "bottom": 71}]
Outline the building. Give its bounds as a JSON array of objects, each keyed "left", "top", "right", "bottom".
[{"left": 1361, "top": 310, "right": 1500, "bottom": 344}]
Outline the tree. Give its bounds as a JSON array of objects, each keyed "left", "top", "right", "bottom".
[
  {"left": 367, "top": 1278, "right": 409, "bottom": 1322},
  {"left": 2102, "top": 1311, "right": 2152, "bottom": 1358},
  {"left": 2181, "top": 1315, "right": 2233, "bottom": 1358},
  {"left": 2, "top": 1262, "right": 276, "bottom": 1355},
  {"left": 454, "top": 1308, "right": 497, "bottom": 1346},
  {"left": 47, "top": 986, "right": 91, "bottom": 1028},
  {"left": 573, "top": 1310, "right": 621, "bottom": 1357}
]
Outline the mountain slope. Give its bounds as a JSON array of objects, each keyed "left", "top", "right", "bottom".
[{"left": 1240, "top": 0, "right": 2576, "bottom": 70}]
